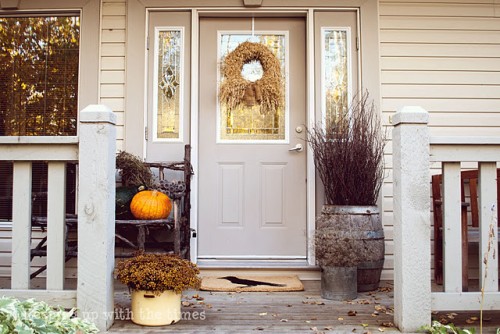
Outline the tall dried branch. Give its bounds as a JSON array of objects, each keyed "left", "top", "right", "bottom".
[{"left": 307, "top": 92, "right": 386, "bottom": 206}]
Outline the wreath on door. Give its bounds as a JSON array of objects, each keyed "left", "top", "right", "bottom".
[{"left": 219, "top": 41, "right": 284, "bottom": 114}]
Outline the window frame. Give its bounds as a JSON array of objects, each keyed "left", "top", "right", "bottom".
[{"left": 0, "top": 0, "right": 100, "bottom": 140}]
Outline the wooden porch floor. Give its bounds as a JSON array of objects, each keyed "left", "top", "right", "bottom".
[
  {"left": 1, "top": 278, "right": 499, "bottom": 333},
  {"left": 109, "top": 280, "right": 398, "bottom": 333},
  {"left": 108, "top": 280, "right": 500, "bottom": 334}
]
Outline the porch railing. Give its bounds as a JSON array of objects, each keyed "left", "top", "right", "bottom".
[
  {"left": 0, "top": 105, "right": 116, "bottom": 331},
  {"left": 392, "top": 106, "right": 500, "bottom": 332}
]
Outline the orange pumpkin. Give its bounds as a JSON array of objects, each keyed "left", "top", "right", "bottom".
[{"left": 130, "top": 190, "right": 172, "bottom": 220}]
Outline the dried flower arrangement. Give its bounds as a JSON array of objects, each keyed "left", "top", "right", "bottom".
[
  {"left": 306, "top": 91, "right": 386, "bottom": 206},
  {"left": 219, "top": 41, "right": 284, "bottom": 115},
  {"left": 115, "top": 252, "right": 201, "bottom": 295}
]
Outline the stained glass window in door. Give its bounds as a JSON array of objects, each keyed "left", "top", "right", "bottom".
[
  {"left": 322, "top": 28, "right": 350, "bottom": 125},
  {"left": 154, "top": 28, "right": 183, "bottom": 140},
  {"left": 219, "top": 34, "right": 287, "bottom": 142}
]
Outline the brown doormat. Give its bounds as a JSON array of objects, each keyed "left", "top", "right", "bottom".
[{"left": 200, "top": 275, "right": 304, "bottom": 292}]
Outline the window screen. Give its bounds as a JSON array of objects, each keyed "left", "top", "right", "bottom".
[{"left": 0, "top": 15, "right": 80, "bottom": 136}]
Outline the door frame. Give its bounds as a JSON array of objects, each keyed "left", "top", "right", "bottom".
[{"left": 125, "top": 1, "right": 381, "bottom": 266}]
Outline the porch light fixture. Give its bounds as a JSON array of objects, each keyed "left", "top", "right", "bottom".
[
  {"left": 0, "top": 0, "right": 20, "bottom": 9},
  {"left": 243, "top": 0, "right": 263, "bottom": 7}
]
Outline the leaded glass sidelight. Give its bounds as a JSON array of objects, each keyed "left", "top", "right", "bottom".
[
  {"left": 322, "top": 28, "right": 350, "bottom": 125},
  {"left": 218, "top": 33, "right": 287, "bottom": 142},
  {"left": 153, "top": 28, "right": 183, "bottom": 141}
]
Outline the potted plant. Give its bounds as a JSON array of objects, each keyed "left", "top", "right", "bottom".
[
  {"left": 115, "top": 252, "right": 201, "bottom": 326},
  {"left": 307, "top": 91, "right": 386, "bottom": 294}
]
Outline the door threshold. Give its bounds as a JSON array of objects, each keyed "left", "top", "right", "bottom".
[{"left": 196, "top": 258, "right": 315, "bottom": 269}]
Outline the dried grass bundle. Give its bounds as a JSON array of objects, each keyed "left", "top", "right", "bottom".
[
  {"left": 219, "top": 41, "right": 284, "bottom": 114},
  {"left": 307, "top": 92, "right": 386, "bottom": 206},
  {"left": 116, "top": 151, "right": 154, "bottom": 188}
]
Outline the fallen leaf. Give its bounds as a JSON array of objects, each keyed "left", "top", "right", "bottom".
[
  {"left": 280, "top": 319, "right": 288, "bottom": 322},
  {"left": 310, "top": 327, "right": 318, "bottom": 331},
  {"left": 381, "top": 322, "right": 394, "bottom": 327},
  {"left": 259, "top": 312, "right": 268, "bottom": 316},
  {"left": 378, "top": 328, "right": 384, "bottom": 332},
  {"left": 338, "top": 317, "right": 344, "bottom": 321},
  {"left": 181, "top": 301, "right": 191, "bottom": 307},
  {"left": 361, "top": 323, "right": 369, "bottom": 328},
  {"left": 324, "top": 326, "right": 333, "bottom": 330},
  {"left": 305, "top": 320, "right": 311, "bottom": 323},
  {"left": 469, "top": 316, "right": 478, "bottom": 321},
  {"left": 348, "top": 310, "right": 357, "bottom": 316},
  {"left": 255, "top": 327, "right": 264, "bottom": 331}
]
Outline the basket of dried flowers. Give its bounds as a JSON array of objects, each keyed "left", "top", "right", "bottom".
[{"left": 115, "top": 252, "right": 201, "bottom": 326}]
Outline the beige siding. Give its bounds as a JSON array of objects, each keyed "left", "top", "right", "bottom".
[
  {"left": 100, "top": 0, "right": 127, "bottom": 151},
  {"left": 379, "top": 1, "right": 500, "bottom": 277}
]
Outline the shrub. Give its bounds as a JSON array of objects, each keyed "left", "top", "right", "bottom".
[{"left": 0, "top": 296, "right": 98, "bottom": 334}]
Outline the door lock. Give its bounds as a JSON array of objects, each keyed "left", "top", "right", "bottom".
[{"left": 288, "top": 143, "right": 304, "bottom": 152}]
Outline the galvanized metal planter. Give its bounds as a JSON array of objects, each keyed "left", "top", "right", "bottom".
[{"left": 316, "top": 205, "right": 385, "bottom": 292}]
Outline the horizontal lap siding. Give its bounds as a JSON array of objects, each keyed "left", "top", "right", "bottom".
[
  {"left": 379, "top": 1, "right": 500, "bottom": 280},
  {"left": 101, "top": 1, "right": 127, "bottom": 151}
]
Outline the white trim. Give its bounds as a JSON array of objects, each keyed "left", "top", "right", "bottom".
[
  {"left": 151, "top": 26, "right": 185, "bottom": 143},
  {"left": 320, "top": 26, "right": 353, "bottom": 125},
  {"left": 142, "top": 10, "right": 150, "bottom": 160},
  {"left": 306, "top": 8, "right": 316, "bottom": 266},
  {"left": 190, "top": 9, "right": 200, "bottom": 263},
  {"left": 198, "top": 255, "right": 307, "bottom": 260},
  {"left": 215, "top": 30, "right": 290, "bottom": 145}
]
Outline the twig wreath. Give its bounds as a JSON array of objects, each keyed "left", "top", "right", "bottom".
[{"left": 219, "top": 41, "right": 284, "bottom": 114}]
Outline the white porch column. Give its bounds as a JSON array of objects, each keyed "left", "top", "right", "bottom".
[
  {"left": 392, "top": 106, "right": 431, "bottom": 332},
  {"left": 77, "top": 105, "right": 116, "bottom": 331}
]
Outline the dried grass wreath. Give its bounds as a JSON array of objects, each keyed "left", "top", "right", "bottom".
[{"left": 219, "top": 41, "right": 284, "bottom": 115}]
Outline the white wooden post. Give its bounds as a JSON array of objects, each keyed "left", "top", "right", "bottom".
[
  {"left": 47, "top": 161, "right": 67, "bottom": 290},
  {"left": 11, "top": 162, "right": 32, "bottom": 290},
  {"left": 392, "top": 106, "right": 431, "bottom": 332},
  {"left": 478, "top": 162, "right": 498, "bottom": 291},
  {"left": 77, "top": 105, "right": 116, "bottom": 331}
]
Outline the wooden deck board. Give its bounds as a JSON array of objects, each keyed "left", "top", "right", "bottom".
[
  {"left": 1, "top": 278, "right": 499, "bottom": 332},
  {"left": 110, "top": 280, "right": 398, "bottom": 333}
]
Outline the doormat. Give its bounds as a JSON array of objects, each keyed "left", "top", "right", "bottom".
[{"left": 200, "top": 275, "right": 304, "bottom": 292}]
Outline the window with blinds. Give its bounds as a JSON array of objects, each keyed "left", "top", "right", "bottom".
[
  {"left": 0, "top": 15, "right": 80, "bottom": 222},
  {"left": 0, "top": 15, "right": 80, "bottom": 136}
]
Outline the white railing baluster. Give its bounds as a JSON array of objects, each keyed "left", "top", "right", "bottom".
[
  {"left": 47, "top": 161, "right": 67, "bottom": 290},
  {"left": 11, "top": 161, "right": 32, "bottom": 290},
  {"left": 478, "top": 162, "right": 498, "bottom": 291},
  {"left": 442, "top": 162, "right": 463, "bottom": 293}
]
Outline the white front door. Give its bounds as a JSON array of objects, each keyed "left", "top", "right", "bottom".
[{"left": 198, "top": 17, "right": 307, "bottom": 260}]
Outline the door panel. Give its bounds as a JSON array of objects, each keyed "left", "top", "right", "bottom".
[
  {"left": 147, "top": 11, "right": 191, "bottom": 162},
  {"left": 198, "top": 17, "right": 307, "bottom": 259}
]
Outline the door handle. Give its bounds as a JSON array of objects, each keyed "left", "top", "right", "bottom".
[{"left": 288, "top": 143, "right": 304, "bottom": 152}]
